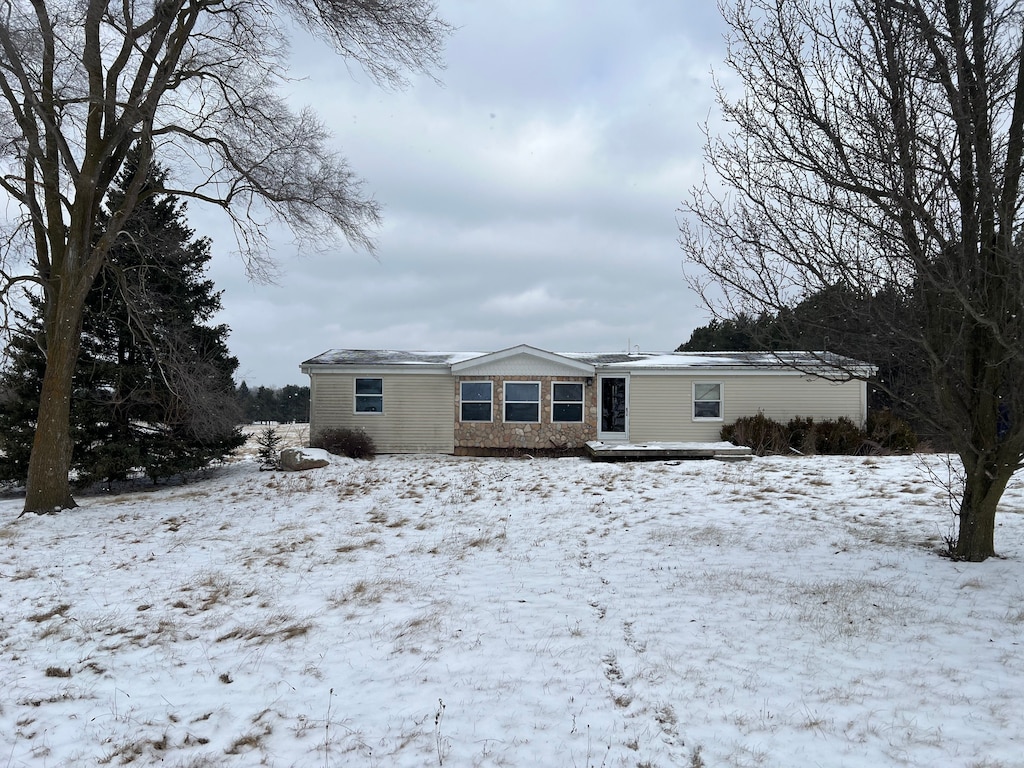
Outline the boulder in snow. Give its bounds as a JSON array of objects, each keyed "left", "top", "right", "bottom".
[{"left": 279, "top": 447, "right": 331, "bottom": 471}]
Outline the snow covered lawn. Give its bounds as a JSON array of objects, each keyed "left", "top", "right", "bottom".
[{"left": 2, "top": 450, "right": 1022, "bottom": 767}]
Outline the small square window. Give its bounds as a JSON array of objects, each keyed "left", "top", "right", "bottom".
[
  {"left": 552, "top": 382, "right": 584, "bottom": 423},
  {"left": 693, "top": 382, "right": 722, "bottom": 420},
  {"left": 461, "top": 381, "right": 492, "bottom": 422},
  {"left": 355, "top": 378, "right": 383, "bottom": 413},
  {"left": 504, "top": 381, "right": 540, "bottom": 422}
]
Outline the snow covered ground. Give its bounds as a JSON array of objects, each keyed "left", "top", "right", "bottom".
[{"left": 2, "top": 439, "right": 1023, "bottom": 767}]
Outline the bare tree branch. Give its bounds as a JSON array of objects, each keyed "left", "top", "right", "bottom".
[
  {"left": 681, "top": 0, "right": 1024, "bottom": 560},
  {"left": 0, "top": 0, "right": 450, "bottom": 513}
]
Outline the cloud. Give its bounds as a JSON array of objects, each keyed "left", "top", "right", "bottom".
[
  {"left": 480, "top": 285, "right": 584, "bottom": 317},
  {"left": 196, "top": 0, "right": 730, "bottom": 384}
]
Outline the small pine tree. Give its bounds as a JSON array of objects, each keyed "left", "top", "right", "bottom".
[{"left": 255, "top": 427, "right": 282, "bottom": 470}]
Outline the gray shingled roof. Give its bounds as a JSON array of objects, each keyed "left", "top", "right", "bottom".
[
  {"left": 301, "top": 348, "right": 875, "bottom": 375},
  {"left": 300, "top": 349, "right": 481, "bottom": 366}
]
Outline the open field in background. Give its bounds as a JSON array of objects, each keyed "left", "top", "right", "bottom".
[
  {"left": 236, "top": 422, "right": 310, "bottom": 460},
  {"left": 1, "top": 436, "right": 1023, "bottom": 767}
]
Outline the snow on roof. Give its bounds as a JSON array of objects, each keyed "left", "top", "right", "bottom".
[
  {"left": 300, "top": 349, "right": 485, "bottom": 367},
  {"left": 301, "top": 348, "right": 876, "bottom": 374}
]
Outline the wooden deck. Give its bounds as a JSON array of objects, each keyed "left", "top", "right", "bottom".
[{"left": 584, "top": 440, "right": 753, "bottom": 462}]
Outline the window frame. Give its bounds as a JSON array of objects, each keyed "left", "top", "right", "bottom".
[
  {"left": 692, "top": 381, "right": 723, "bottom": 421},
  {"left": 460, "top": 381, "right": 493, "bottom": 422},
  {"left": 503, "top": 381, "right": 541, "bottom": 423},
  {"left": 354, "top": 377, "right": 384, "bottom": 414},
  {"left": 551, "top": 381, "right": 585, "bottom": 423}
]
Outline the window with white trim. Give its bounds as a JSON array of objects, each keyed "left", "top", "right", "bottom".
[
  {"left": 551, "top": 382, "right": 584, "bottom": 423},
  {"left": 693, "top": 382, "right": 722, "bottom": 420},
  {"left": 504, "top": 381, "right": 540, "bottom": 422},
  {"left": 460, "top": 381, "right": 493, "bottom": 422},
  {"left": 354, "top": 377, "right": 383, "bottom": 413}
]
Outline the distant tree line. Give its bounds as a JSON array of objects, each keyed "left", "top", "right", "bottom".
[{"left": 235, "top": 383, "right": 310, "bottom": 424}]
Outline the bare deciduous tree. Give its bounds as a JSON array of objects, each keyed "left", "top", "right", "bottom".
[
  {"left": 0, "top": 0, "right": 449, "bottom": 513},
  {"left": 679, "top": 0, "right": 1024, "bottom": 561}
]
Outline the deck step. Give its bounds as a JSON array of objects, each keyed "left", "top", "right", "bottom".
[{"left": 584, "top": 441, "right": 753, "bottom": 462}]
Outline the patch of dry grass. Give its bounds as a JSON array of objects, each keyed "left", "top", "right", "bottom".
[
  {"left": 28, "top": 603, "right": 72, "bottom": 623},
  {"left": 216, "top": 614, "right": 313, "bottom": 643},
  {"left": 328, "top": 576, "right": 411, "bottom": 608},
  {"left": 333, "top": 536, "right": 382, "bottom": 554}
]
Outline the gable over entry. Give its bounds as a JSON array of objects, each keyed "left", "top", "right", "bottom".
[
  {"left": 448, "top": 346, "right": 596, "bottom": 454},
  {"left": 300, "top": 345, "right": 874, "bottom": 455}
]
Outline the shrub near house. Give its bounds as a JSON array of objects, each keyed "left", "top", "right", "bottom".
[{"left": 721, "top": 411, "right": 918, "bottom": 455}]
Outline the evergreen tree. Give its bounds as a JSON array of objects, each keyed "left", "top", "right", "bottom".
[
  {"left": 676, "top": 314, "right": 765, "bottom": 352},
  {"left": 0, "top": 154, "right": 244, "bottom": 486},
  {"left": 252, "top": 386, "right": 278, "bottom": 422},
  {"left": 279, "top": 385, "right": 311, "bottom": 423},
  {"left": 236, "top": 381, "right": 255, "bottom": 420},
  {"left": 255, "top": 427, "right": 283, "bottom": 471},
  {"left": 231, "top": 382, "right": 310, "bottom": 423}
]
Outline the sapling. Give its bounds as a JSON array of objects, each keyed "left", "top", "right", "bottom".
[{"left": 256, "top": 427, "right": 282, "bottom": 471}]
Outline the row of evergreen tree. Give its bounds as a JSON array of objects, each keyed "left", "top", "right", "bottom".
[{"left": 235, "top": 383, "right": 310, "bottom": 424}]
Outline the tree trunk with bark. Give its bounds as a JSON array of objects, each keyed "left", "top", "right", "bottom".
[
  {"left": 24, "top": 286, "right": 87, "bottom": 513},
  {"left": 955, "top": 453, "right": 1014, "bottom": 561}
]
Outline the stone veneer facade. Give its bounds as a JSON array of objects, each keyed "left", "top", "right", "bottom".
[{"left": 454, "top": 375, "right": 597, "bottom": 454}]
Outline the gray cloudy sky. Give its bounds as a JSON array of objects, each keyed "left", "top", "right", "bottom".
[{"left": 200, "top": 1, "right": 731, "bottom": 386}]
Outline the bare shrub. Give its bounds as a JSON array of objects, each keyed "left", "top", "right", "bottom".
[
  {"left": 867, "top": 410, "right": 919, "bottom": 453},
  {"left": 724, "top": 413, "right": 876, "bottom": 455},
  {"left": 311, "top": 428, "right": 376, "bottom": 459},
  {"left": 786, "top": 416, "right": 817, "bottom": 454},
  {"left": 721, "top": 412, "right": 787, "bottom": 454},
  {"left": 814, "top": 417, "right": 869, "bottom": 455}
]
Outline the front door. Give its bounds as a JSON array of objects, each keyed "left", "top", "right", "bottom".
[{"left": 598, "top": 376, "right": 628, "bottom": 441}]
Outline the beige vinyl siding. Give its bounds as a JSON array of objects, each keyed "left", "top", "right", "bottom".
[
  {"left": 628, "top": 374, "right": 867, "bottom": 443},
  {"left": 309, "top": 373, "right": 454, "bottom": 453}
]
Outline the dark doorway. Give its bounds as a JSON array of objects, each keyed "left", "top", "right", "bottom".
[{"left": 600, "top": 377, "right": 627, "bottom": 437}]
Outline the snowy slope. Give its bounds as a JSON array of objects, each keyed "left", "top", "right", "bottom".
[{"left": 1, "top": 449, "right": 1022, "bottom": 767}]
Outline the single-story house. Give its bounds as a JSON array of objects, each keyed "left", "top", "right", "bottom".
[{"left": 299, "top": 345, "right": 875, "bottom": 455}]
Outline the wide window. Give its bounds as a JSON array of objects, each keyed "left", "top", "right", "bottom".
[
  {"left": 461, "top": 381, "right": 493, "bottom": 422},
  {"left": 504, "top": 381, "right": 540, "bottom": 422},
  {"left": 354, "top": 377, "right": 383, "bottom": 413},
  {"left": 552, "top": 382, "right": 584, "bottom": 423},
  {"left": 693, "top": 382, "right": 722, "bottom": 420}
]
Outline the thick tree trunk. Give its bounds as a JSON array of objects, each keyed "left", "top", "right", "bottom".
[
  {"left": 23, "top": 298, "right": 85, "bottom": 514},
  {"left": 952, "top": 453, "right": 1012, "bottom": 561}
]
